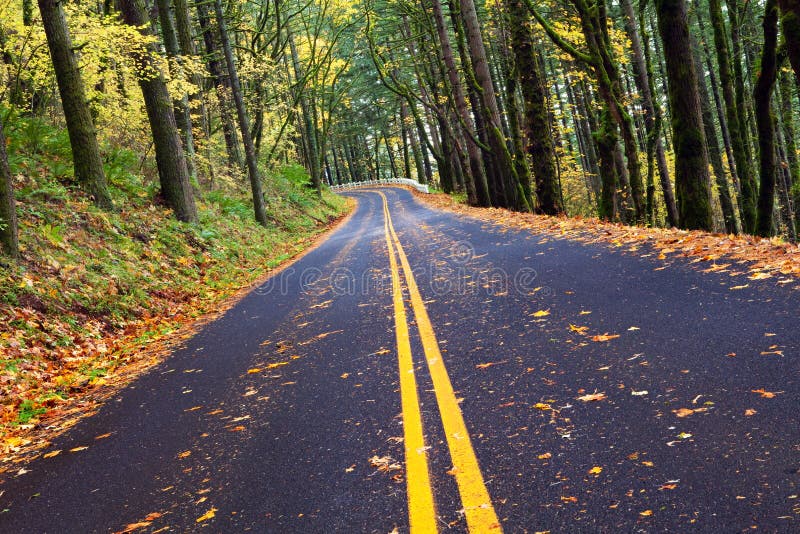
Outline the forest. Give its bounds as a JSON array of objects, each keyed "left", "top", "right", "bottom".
[{"left": 1, "top": 0, "right": 799, "bottom": 256}]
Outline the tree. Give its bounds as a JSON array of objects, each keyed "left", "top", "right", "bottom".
[
  {"left": 213, "top": 0, "right": 269, "bottom": 226},
  {"left": 779, "top": 0, "right": 800, "bottom": 87},
  {"left": 0, "top": 119, "right": 18, "bottom": 258},
  {"left": 654, "top": 0, "right": 713, "bottom": 230},
  {"left": 460, "top": 0, "right": 531, "bottom": 211},
  {"left": 754, "top": 0, "right": 780, "bottom": 236},
  {"left": 117, "top": 0, "right": 197, "bottom": 223},
  {"left": 506, "top": 0, "right": 562, "bottom": 215},
  {"left": 37, "top": 0, "right": 112, "bottom": 209}
]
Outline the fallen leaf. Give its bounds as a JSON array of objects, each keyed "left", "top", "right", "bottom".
[
  {"left": 641, "top": 461, "right": 654, "bottom": 467},
  {"left": 677, "top": 432, "right": 692, "bottom": 439},
  {"left": 744, "top": 409, "right": 757, "bottom": 416},
  {"left": 640, "top": 510, "right": 653, "bottom": 517},
  {"left": 577, "top": 392, "right": 606, "bottom": 402},
  {"left": 43, "top": 450, "right": 61, "bottom": 459},
  {"left": 538, "top": 452, "right": 552, "bottom": 460},
  {"left": 265, "top": 362, "right": 289, "bottom": 369},
  {"left": 627, "top": 326, "right": 640, "bottom": 331},
  {"left": 340, "top": 373, "right": 349, "bottom": 379},
  {"left": 531, "top": 309, "right": 550, "bottom": 318},
  {"left": 95, "top": 433, "right": 112, "bottom": 440},
  {"left": 69, "top": 446, "right": 88, "bottom": 453},
  {"left": 588, "top": 466, "right": 602, "bottom": 475},
  {"left": 751, "top": 388, "right": 780, "bottom": 398},
  {"left": 229, "top": 425, "right": 246, "bottom": 432},
  {"left": 196, "top": 507, "right": 217, "bottom": 523},
  {"left": 591, "top": 334, "right": 620, "bottom": 342},
  {"left": 561, "top": 496, "right": 578, "bottom": 503},
  {"left": 247, "top": 368, "right": 262, "bottom": 374},
  {"left": 178, "top": 450, "right": 191, "bottom": 459},
  {"left": 569, "top": 324, "right": 589, "bottom": 335},
  {"left": 674, "top": 408, "right": 695, "bottom": 418},
  {"left": 730, "top": 284, "right": 749, "bottom": 290},
  {"left": 476, "top": 360, "right": 507, "bottom": 369},
  {"left": 533, "top": 402, "right": 552, "bottom": 411},
  {"left": 658, "top": 483, "right": 678, "bottom": 491},
  {"left": 631, "top": 390, "right": 648, "bottom": 396}
]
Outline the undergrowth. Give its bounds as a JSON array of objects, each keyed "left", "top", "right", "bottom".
[{"left": 0, "top": 115, "right": 348, "bottom": 447}]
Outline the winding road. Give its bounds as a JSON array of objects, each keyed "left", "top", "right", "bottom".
[{"left": 1, "top": 187, "right": 799, "bottom": 532}]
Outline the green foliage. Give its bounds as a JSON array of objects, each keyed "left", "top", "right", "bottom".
[{"left": 16, "top": 400, "right": 45, "bottom": 425}]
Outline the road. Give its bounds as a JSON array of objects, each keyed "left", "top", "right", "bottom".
[{"left": 1, "top": 187, "right": 799, "bottom": 532}]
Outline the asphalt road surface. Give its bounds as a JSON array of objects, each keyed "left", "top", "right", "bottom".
[{"left": 1, "top": 187, "right": 799, "bottom": 533}]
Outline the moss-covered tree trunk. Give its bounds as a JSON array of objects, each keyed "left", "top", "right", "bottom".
[
  {"left": 506, "top": 0, "right": 562, "bottom": 215},
  {"left": 779, "top": 0, "right": 800, "bottom": 87},
  {"left": 754, "top": 0, "right": 780, "bottom": 237},
  {"left": 779, "top": 71, "right": 800, "bottom": 233},
  {"left": 622, "top": 0, "right": 678, "bottom": 227},
  {"left": 692, "top": 32, "right": 739, "bottom": 234},
  {"left": 213, "top": 0, "right": 269, "bottom": 223},
  {"left": 155, "top": 0, "right": 196, "bottom": 183},
  {"left": 431, "top": 0, "right": 486, "bottom": 205},
  {"left": 0, "top": 120, "right": 18, "bottom": 259},
  {"left": 459, "top": 0, "right": 530, "bottom": 211},
  {"left": 709, "top": 0, "right": 757, "bottom": 232},
  {"left": 118, "top": 0, "right": 197, "bottom": 223},
  {"left": 37, "top": 0, "right": 112, "bottom": 210},
  {"left": 654, "top": 0, "right": 713, "bottom": 230},
  {"left": 196, "top": 1, "right": 243, "bottom": 170}
]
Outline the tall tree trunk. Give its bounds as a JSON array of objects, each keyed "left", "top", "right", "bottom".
[
  {"left": 622, "top": 0, "right": 678, "bottom": 227},
  {"left": 196, "top": 1, "right": 243, "bottom": 170},
  {"left": 507, "top": 0, "right": 562, "bottom": 215},
  {"left": 693, "top": 34, "right": 739, "bottom": 234},
  {"left": 214, "top": 0, "right": 269, "bottom": 224},
  {"left": 155, "top": 0, "right": 196, "bottom": 183},
  {"left": 654, "top": 0, "right": 713, "bottom": 230},
  {"left": 288, "top": 29, "right": 321, "bottom": 195},
  {"left": 779, "top": 70, "right": 800, "bottom": 233},
  {"left": 709, "top": 0, "right": 757, "bottom": 232},
  {"left": 431, "top": 0, "right": 487, "bottom": 206},
  {"left": 37, "top": 0, "right": 112, "bottom": 209},
  {"left": 780, "top": 0, "right": 800, "bottom": 87},
  {"left": 118, "top": 0, "right": 197, "bottom": 222},
  {"left": 696, "top": 7, "right": 741, "bottom": 198},
  {"left": 0, "top": 120, "right": 18, "bottom": 259},
  {"left": 460, "top": 0, "right": 530, "bottom": 211},
  {"left": 754, "top": 0, "right": 780, "bottom": 237}
]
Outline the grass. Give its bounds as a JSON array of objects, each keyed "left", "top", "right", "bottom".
[{"left": 0, "top": 116, "right": 350, "bottom": 448}]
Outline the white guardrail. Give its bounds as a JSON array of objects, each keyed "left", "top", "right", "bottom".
[{"left": 330, "top": 178, "right": 430, "bottom": 194}]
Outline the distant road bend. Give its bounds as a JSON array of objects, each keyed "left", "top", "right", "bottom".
[{"left": 1, "top": 187, "right": 798, "bottom": 532}]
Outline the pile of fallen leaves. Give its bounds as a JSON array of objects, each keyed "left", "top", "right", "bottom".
[
  {"left": 412, "top": 189, "right": 800, "bottom": 285},
  {"left": 0, "top": 188, "right": 350, "bottom": 469}
]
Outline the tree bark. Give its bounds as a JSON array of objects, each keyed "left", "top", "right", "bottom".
[
  {"left": 37, "top": 0, "right": 112, "bottom": 209},
  {"left": 754, "top": 0, "right": 780, "bottom": 237},
  {"left": 196, "top": 1, "right": 243, "bottom": 170},
  {"left": 654, "top": 0, "right": 713, "bottom": 230},
  {"left": 0, "top": 120, "right": 18, "bottom": 259},
  {"left": 507, "top": 0, "right": 562, "bottom": 215},
  {"left": 214, "top": 0, "right": 269, "bottom": 223},
  {"left": 460, "top": 0, "right": 530, "bottom": 211},
  {"left": 779, "top": 0, "right": 800, "bottom": 87},
  {"left": 118, "top": 0, "right": 197, "bottom": 223},
  {"left": 155, "top": 0, "right": 196, "bottom": 182},
  {"left": 431, "top": 0, "right": 487, "bottom": 205},
  {"left": 622, "top": 0, "right": 678, "bottom": 227},
  {"left": 709, "top": 0, "right": 757, "bottom": 232}
]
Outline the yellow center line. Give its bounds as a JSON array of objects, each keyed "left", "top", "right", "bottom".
[
  {"left": 379, "top": 190, "right": 502, "bottom": 532},
  {"left": 381, "top": 192, "right": 438, "bottom": 531}
]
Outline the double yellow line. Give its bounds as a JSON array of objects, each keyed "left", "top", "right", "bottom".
[{"left": 379, "top": 191, "right": 501, "bottom": 533}]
